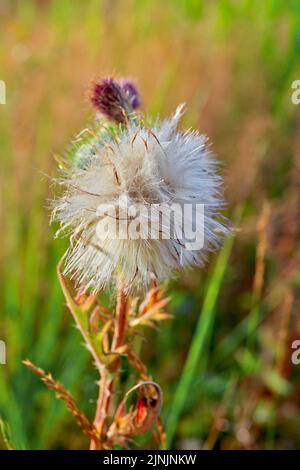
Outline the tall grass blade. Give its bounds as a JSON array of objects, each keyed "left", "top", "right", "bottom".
[{"left": 166, "top": 234, "right": 234, "bottom": 448}]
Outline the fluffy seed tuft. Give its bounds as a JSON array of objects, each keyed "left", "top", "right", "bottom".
[{"left": 52, "top": 102, "right": 229, "bottom": 293}]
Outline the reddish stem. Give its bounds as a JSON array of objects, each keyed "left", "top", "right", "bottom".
[{"left": 90, "top": 287, "right": 128, "bottom": 450}]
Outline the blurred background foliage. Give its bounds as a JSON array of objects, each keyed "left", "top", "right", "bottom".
[{"left": 1, "top": 0, "right": 300, "bottom": 450}]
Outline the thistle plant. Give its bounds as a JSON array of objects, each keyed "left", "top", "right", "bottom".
[{"left": 24, "top": 76, "right": 228, "bottom": 450}]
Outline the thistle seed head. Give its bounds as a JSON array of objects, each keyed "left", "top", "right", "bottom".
[{"left": 52, "top": 98, "right": 230, "bottom": 293}]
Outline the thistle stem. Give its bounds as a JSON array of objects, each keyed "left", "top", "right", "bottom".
[
  {"left": 90, "top": 371, "right": 114, "bottom": 450},
  {"left": 90, "top": 287, "right": 128, "bottom": 450},
  {"left": 112, "top": 288, "right": 128, "bottom": 352}
]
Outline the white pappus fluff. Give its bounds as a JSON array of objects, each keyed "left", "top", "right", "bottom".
[{"left": 52, "top": 105, "right": 229, "bottom": 292}]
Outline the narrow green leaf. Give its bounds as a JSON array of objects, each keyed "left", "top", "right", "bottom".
[{"left": 166, "top": 234, "right": 234, "bottom": 448}]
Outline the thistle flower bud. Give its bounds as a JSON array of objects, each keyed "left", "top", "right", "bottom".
[{"left": 90, "top": 77, "right": 139, "bottom": 124}]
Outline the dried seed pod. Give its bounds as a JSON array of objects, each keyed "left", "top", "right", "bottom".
[{"left": 107, "top": 381, "right": 162, "bottom": 445}]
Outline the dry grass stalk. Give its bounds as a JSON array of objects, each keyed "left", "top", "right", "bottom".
[
  {"left": 253, "top": 201, "right": 271, "bottom": 300},
  {"left": 23, "top": 359, "right": 99, "bottom": 443}
]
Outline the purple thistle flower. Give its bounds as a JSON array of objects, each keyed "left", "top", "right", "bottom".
[
  {"left": 90, "top": 77, "right": 129, "bottom": 124},
  {"left": 90, "top": 77, "right": 140, "bottom": 124},
  {"left": 120, "top": 79, "right": 141, "bottom": 110}
]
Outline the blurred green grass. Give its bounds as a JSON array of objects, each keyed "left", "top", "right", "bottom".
[{"left": 1, "top": 0, "right": 300, "bottom": 449}]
